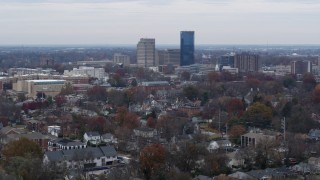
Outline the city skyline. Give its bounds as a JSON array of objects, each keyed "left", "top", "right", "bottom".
[{"left": 0, "top": 0, "right": 319, "bottom": 45}]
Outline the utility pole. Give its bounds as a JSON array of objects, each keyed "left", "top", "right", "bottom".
[
  {"left": 218, "top": 108, "right": 221, "bottom": 136},
  {"left": 226, "top": 123, "right": 228, "bottom": 139},
  {"left": 281, "top": 117, "right": 286, "bottom": 142},
  {"left": 225, "top": 123, "right": 228, "bottom": 153}
]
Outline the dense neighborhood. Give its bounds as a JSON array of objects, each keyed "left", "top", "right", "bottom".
[{"left": 1, "top": 46, "right": 320, "bottom": 180}]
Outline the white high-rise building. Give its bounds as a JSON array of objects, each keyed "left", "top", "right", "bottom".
[{"left": 137, "top": 38, "right": 156, "bottom": 67}]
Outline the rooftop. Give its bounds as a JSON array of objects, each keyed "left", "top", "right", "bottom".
[
  {"left": 85, "top": 131, "right": 100, "bottom": 137},
  {"left": 27, "top": 79, "right": 66, "bottom": 83},
  {"left": 242, "top": 132, "right": 275, "bottom": 139},
  {"left": 45, "top": 146, "right": 117, "bottom": 162},
  {"left": 50, "top": 138, "right": 85, "bottom": 147},
  {"left": 141, "top": 81, "right": 170, "bottom": 86}
]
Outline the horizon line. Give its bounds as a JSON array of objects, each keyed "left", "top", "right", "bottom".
[{"left": 0, "top": 43, "right": 320, "bottom": 47}]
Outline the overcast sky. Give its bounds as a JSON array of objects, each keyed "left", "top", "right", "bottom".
[{"left": 0, "top": 0, "right": 319, "bottom": 45}]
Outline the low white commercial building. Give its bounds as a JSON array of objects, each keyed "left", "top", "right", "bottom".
[
  {"left": 26, "top": 79, "right": 66, "bottom": 98},
  {"left": 64, "top": 66, "right": 105, "bottom": 80}
]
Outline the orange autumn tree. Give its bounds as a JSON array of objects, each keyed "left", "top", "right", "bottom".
[
  {"left": 229, "top": 125, "right": 246, "bottom": 144},
  {"left": 146, "top": 117, "right": 156, "bottom": 128},
  {"left": 115, "top": 106, "right": 139, "bottom": 129},
  {"left": 2, "top": 138, "right": 43, "bottom": 159},
  {"left": 140, "top": 144, "right": 166, "bottom": 180},
  {"left": 226, "top": 98, "right": 244, "bottom": 117},
  {"left": 313, "top": 84, "right": 320, "bottom": 104}
]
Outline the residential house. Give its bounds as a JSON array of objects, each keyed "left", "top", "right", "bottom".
[
  {"left": 139, "top": 81, "right": 171, "bottom": 92},
  {"left": 1, "top": 130, "right": 53, "bottom": 151},
  {"left": 207, "top": 139, "right": 232, "bottom": 152},
  {"left": 26, "top": 119, "right": 46, "bottom": 133},
  {"left": 48, "top": 125, "right": 61, "bottom": 137},
  {"left": 308, "top": 129, "right": 320, "bottom": 140},
  {"left": 0, "top": 126, "right": 27, "bottom": 144},
  {"left": 23, "top": 132, "right": 53, "bottom": 150},
  {"left": 177, "top": 102, "right": 201, "bottom": 117},
  {"left": 291, "top": 163, "right": 312, "bottom": 174},
  {"left": 245, "top": 168, "right": 287, "bottom": 180},
  {"left": 193, "top": 175, "right": 213, "bottom": 180},
  {"left": 308, "top": 157, "right": 320, "bottom": 167},
  {"left": 48, "top": 138, "right": 86, "bottom": 151},
  {"left": 227, "top": 151, "right": 245, "bottom": 168},
  {"left": 133, "top": 127, "right": 157, "bottom": 138},
  {"left": 44, "top": 146, "right": 118, "bottom": 170},
  {"left": 228, "top": 172, "right": 255, "bottom": 180},
  {"left": 308, "top": 157, "right": 320, "bottom": 173},
  {"left": 84, "top": 131, "right": 101, "bottom": 145},
  {"left": 101, "top": 133, "right": 117, "bottom": 144}
]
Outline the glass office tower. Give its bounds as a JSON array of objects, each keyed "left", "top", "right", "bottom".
[{"left": 180, "top": 31, "right": 195, "bottom": 66}]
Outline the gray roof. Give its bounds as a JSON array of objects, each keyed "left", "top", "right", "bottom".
[
  {"left": 246, "top": 168, "right": 286, "bottom": 179},
  {"left": 23, "top": 132, "right": 50, "bottom": 140},
  {"left": 62, "top": 147, "right": 103, "bottom": 161},
  {"left": 216, "top": 139, "right": 232, "bottom": 146},
  {"left": 51, "top": 138, "right": 85, "bottom": 147},
  {"left": 101, "top": 133, "right": 113, "bottom": 139},
  {"left": 0, "top": 126, "right": 25, "bottom": 135},
  {"left": 309, "top": 129, "right": 320, "bottom": 138},
  {"left": 229, "top": 172, "right": 255, "bottom": 180},
  {"left": 100, "top": 146, "right": 117, "bottom": 157},
  {"left": 45, "top": 146, "right": 117, "bottom": 162},
  {"left": 134, "top": 127, "right": 154, "bottom": 132},
  {"left": 193, "top": 175, "right": 212, "bottom": 180},
  {"left": 85, "top": 131, "right": 100, "bottom": 137},
  {"left": 141, "top": 81, "right": 169, "bottom": 86},
  {"left": 45, "top": 151, "right": 63, "bottom": 162}
]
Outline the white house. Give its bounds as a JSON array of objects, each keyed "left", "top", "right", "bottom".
[
  {"left": 83, "top": 131, "right": 101, "bottom": 145},
  {"left": 207, "top": 140, "right": 232, "bottom": 152},
  {"left": 133, "top": 127, "right": 157, "bottom": 138},
  {"left": 308, "top": 157, "right": 320, "bottom": 173},
  {"left": 48, "top": 125, "right": 61, "bottom": 137},
  {"left": 43, "top": 146, "right": 118, "bottom": 170},
  {"left": 227, "top": 151, "right": 245, "bottom": 168}
]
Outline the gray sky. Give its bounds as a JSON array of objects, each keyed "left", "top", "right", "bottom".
[{"left": 0, "top": 0, "right": 319, "bottom": 45}]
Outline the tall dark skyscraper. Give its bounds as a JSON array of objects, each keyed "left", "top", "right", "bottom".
[{"left": 180, "top": 31, "right": 195, "bottom": 66}]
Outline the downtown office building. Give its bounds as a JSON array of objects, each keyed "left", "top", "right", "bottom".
[
  {"left": 180, "top": 31, "right": 195, "bottom": 66},
  {"left": 137, "top": 38, "right": 156, "bottom": 67}
]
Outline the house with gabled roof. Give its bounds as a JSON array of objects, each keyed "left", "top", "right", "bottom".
[
  {"left": 83, "top": 131, "right": 101, "bottom": 145},
  {"left": 44, "top": 146, "right": 118, "bottom": 170},
  {"left": 308, "top": 129, "right": 320, "bottom": 140},
  {"left": 101, "top": 133, "right": 117, "bottom": 144}
]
